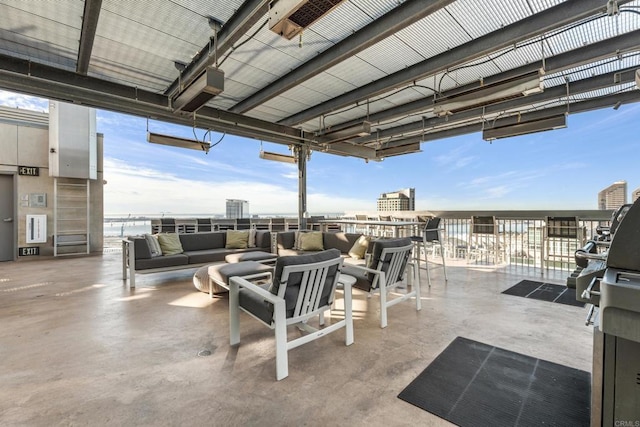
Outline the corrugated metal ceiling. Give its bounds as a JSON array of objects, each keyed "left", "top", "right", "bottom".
[{"left": 0, "top": 0, "right": 638, "bottom": 159}]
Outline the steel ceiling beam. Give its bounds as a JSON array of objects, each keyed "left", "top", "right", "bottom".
[
  {"left": 279, "top": 0, "right": 632, "bottom": 126},
  {"left": 381, "top": 90, "right": 640, "bottom": 149},
  {"left": 76, "top": 0, "right": 103, "bottom": 75},
  {"left": 164, "top": 0, "right": 270, "bottom": 97},
  {"left": 334, "top": 30, "right": 640, "bottom": 133},
  {"left": 229, "top": 0, "right": 454, "bottom": 114},
  {"left": 354, "top": 66, "right": 639, "bottom": 145},
  {"left": 0, "top": 54, "right": 305, "bottom": 146}
]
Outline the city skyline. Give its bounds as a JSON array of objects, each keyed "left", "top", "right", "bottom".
[{"left": 1, "top": 89, "right": 639, "bottom": 215}]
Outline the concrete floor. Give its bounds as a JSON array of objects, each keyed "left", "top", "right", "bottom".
[{"left": 0, "top": 254, "right": 593, "bottom": 426}]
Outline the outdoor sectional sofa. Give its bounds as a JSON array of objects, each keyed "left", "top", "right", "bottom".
[
  {"left": 122, "top": 230, "right": 272, "bottom": 288},
  {"left": 122, "top": 229, "right": 371, "bottom": 289}
]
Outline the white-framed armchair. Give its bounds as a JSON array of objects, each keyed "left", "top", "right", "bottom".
[
  {"left": 341, "top": 238, "right": 420, "bottom": 328},
  {"left": 229, "top": 248, "right": 353, "bottom": 381}
]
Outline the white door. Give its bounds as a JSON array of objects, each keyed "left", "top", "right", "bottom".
[{"left": 0, "top": 174, "right": 15, "bottom": 261}]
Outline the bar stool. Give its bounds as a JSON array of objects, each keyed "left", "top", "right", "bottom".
[{"left": 409, "top": 217, "right": 447, "bottom": 287}]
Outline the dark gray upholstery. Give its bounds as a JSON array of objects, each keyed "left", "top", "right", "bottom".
[
  {"left": 184, "top": 248, "right": 234, "bottom": 264},
  {"left": 132, "top": 237, "right": 151, "bottom": 259},
  {"left": 179, "top": 232, "right": 225, "bottom": 251},
  {"left": 254, "top": 230, "right": 271, "bottom": 249},
  {"left": 209, "top": 261, "right": 273, "bottom": 295},
  {"left": 341, "top": 238, "right": 412, "bottom": 291},
  {"left": 135, "top": 254, "right": 189, "bottom": 269},
  {"left": 225, "top": 251, "right": 277, "bottom": 263},
  {"left": 239, "top": 249, "right": 341, "bottom": 323}
]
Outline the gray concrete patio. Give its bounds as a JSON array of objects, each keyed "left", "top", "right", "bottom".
[{"left": 0, "top": 253, "right": 592, "bottom": 426}]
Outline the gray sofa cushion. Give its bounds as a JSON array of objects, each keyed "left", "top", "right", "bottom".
[
  {"left": 323, "top": 232, "right": 361, "bottom": 254},
  {"left": 132, "top": 237, "right": 151, "bottom": 260},
  {"left": 254, "top": 230, "right": 271, "bottom": 249},
  {"left": 135, "top": 254, "right": 189, "bottom": 269},
  {"left": 179, "top": 232, "right": 225, "bottom": 251},
  {"left": 276, "top": 231, "right": 296, "bottom": 250}
]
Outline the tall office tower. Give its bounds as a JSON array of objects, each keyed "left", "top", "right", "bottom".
[
  {"left": 598, "top": 181, "right": 627, "bottom": 210},
  {"left": 226, "top": 199, "right": 249, "bottom": 219},
  {"left": 633, "top": 187, "right": 640, "bottom": 203},
  {"left": 377, "top": 188, "right": 415, "bottom": 211}
]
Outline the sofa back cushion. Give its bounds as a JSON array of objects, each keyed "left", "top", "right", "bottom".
[
  {"left": 179, "top": 232, "right": 225, "bottom": 251},
  {"left": 255, "top": 230, "right": 271, "bottom": 249},
  {"left": 323, "top": 232, "right": 362, "bottom": 254},
  {"left": 226, "top": 230, "right": 249, "bottom": 249},
  {"left": 132, "top": 236, "right": 151, "bottom": 259},
  {"left": 277, "top": 231, "right": 296, "bottom": 250}
]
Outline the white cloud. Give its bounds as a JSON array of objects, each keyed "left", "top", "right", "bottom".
[
  {"left": 0, "top": 90, "right": 49, "bottom": 112},
  {"left": 103, "top": 158, "right": 369, "bottom": 215}
]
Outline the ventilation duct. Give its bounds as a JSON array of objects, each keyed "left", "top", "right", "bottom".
[
  {"left": 434, "top": 69, "right": 544, "bottom": 117},
  {"left": 482, "top": 114, "right": 566, "bottom": 141},
  {"left": 269, "top": 0, "right": 346, "bottom": 40},
  {"left": 172, "top": 67, "right": 224, "bottom": 112}
]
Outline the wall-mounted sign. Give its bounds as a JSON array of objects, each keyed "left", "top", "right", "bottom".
[
  {"left": 26, "top": 215, "right": 47, "bottom": 243},
  {"left": 19, "top": 166, "right": 40, "bottom": 176},
  {"left": 19, "top": 247, "right": 40, "bottom": 256}
]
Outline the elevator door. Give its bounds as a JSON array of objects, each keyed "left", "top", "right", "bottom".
[{"left": 0, "top": 174, "right": 14, "bottom": 261}]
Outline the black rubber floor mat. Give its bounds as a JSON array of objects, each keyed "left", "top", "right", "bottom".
[
  {"left": 398, "top": 337, "right": 590, "bottom": 426},
  {"left": 503, "top": 280, "right": 584, "bottom": 307}
]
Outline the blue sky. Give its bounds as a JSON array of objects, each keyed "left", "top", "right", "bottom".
[{"left": 2, "top": 89, "right": 639, "bottom": 215}]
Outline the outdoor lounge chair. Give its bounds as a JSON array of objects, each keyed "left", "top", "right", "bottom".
[
  {"left": 229, "top": 249, "right": 353, "bottom": 380},
  {"left": 341, "top": 238, "right": 420, "bottom": 328}
]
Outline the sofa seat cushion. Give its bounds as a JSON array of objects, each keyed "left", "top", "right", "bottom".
[
  {"left": 135, "top": 254, "right": 189, "bottom": 270},
  {"left": 184, "top": 249, "right": 232, "bottom": 264}
]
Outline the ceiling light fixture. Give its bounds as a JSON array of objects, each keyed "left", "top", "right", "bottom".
[
  {"left": 482, "top": 114, "right": 566, "bottom": 141},
  {"left": 171, "top": 66, "right": 224, "bottom": 112},
  {"left": 147, "top": 132, "right": 211, "bottom": 152},
  {"left": 259, "top": 150, "right": 297, "bottom": 163},
  {"left": 434, "top": 69, "right": 544, "bottom": 117},
  {"left": 269, "top": 0, "right": 346, "bottom": 40},
  {"left": 319, "top": 121, "right": 371, "bottom": 143}
]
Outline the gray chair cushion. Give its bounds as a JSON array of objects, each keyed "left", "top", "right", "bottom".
[
  {"left": 269, "top": 248, "right": 341, "bottom": 318},
  {"left": 366, "top": 238, "right": 412, "bottom": 283},
  {"left": 340, "top": 264, "right": 373, "bottom": 292}
]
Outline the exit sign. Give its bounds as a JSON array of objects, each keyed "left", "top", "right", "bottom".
[
  {"left": 19, "top": 166, "right": 40, "bottom": 176},
  {"left": 19, "top": 247, "right": 40, "bottom": 256}
]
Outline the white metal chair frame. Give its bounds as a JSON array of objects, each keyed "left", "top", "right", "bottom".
[
  {"left": 348, "top": 243, "right": 420, "bottom": 328},
  {"left": 229, "top": 256, "right": 353, "bottom": 381}
]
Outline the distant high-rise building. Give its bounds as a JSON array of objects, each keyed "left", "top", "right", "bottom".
[
  {"left": 633, "top": 187, "right": 640, "bottom": 203},
  {"left": 598, "top": 181, "right": 627, "bottom": 210},
  {"left": 377, "top": 188, "right": 415, "bottom": 211},
  {"left": 226, "top": 199, "right": 249, "bottom": 219}
]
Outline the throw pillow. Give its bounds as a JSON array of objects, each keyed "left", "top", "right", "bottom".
[
  {"left": 348, "top": 235, "right": 370, "bottom": 260},
  {"left": 157, "top": 233, "right": 183, "bottom": 255},
  {"left": 226, "top": 230, "right": 249, "bottom": 249},
  {"left": 144, "top": 233, "right": 163, "bottom": 257},
  {"left": 298, "top": 231, "right": 324, "bottom": 251}
]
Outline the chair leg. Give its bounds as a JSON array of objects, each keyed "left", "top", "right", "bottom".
[
  {"left": 229, "top": 280, "right": 240, "bottom": 346},
  {"left": 343, "top": 282, "right": 354, "bottom": 346},
  {"left": 379, "top": 272, "right": 388, "bottom": 328},
  {"left": 439, "top": 240, "right": 448, "bottom": 282},
  {"left": 409, "top": 262, "right": 421, "bottom": 311},
  {"left": 273, "top": 300, "right": 289, "bottom": 381}
]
